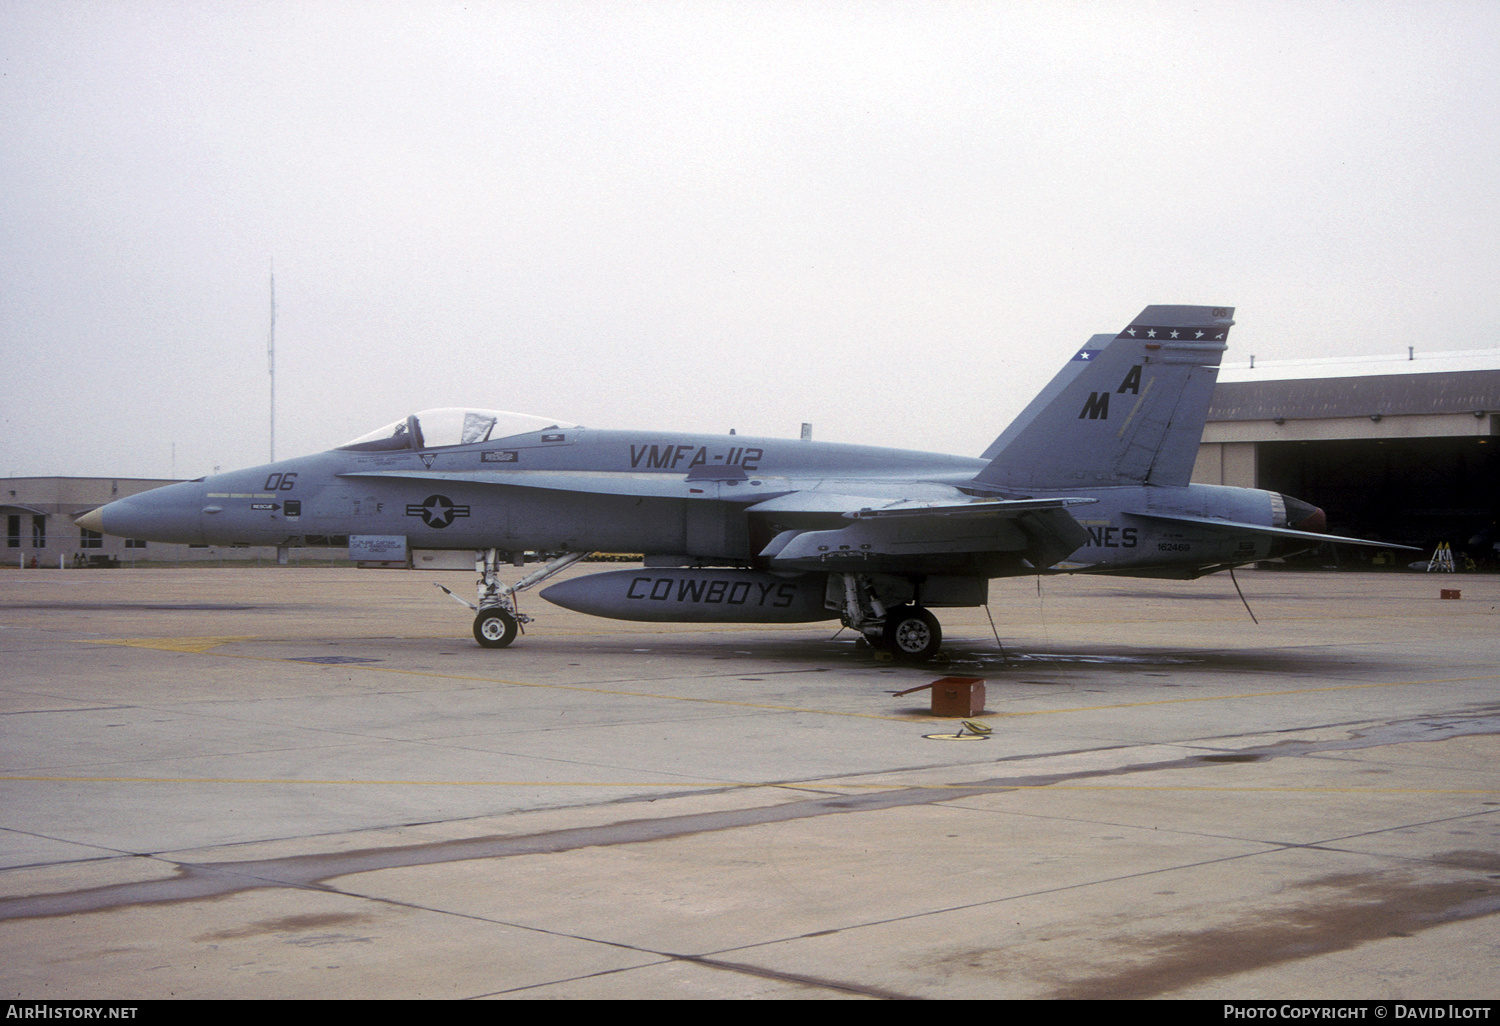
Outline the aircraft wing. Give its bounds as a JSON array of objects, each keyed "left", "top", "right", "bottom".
[
  {"left": 840, "top": 496, "right": 1097, "bottom": 519},
  {"left": 756, "top": 496, "right": 1095, "bottom": 571},
  {"left": 343, "top": 469, "right": 1096, "bottom": 570},
  {"left": 1129, "top": 512, "right": 1420, "bottom": 549}
]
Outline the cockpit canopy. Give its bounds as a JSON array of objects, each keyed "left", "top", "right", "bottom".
[{"left": 337, "top": 408, "right": 578, "bottom": 452}]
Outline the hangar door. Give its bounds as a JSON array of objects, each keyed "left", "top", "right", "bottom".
[{"left": 1256, "top": 437, "right": 1497, "bottom": 555}]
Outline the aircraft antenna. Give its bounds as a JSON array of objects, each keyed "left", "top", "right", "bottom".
[
  {"left": 268, "top": 261, "right": 276, "bottom": 462},
  {"left": 1228, "top": 567, "right": 1260, "bottom": 624},
  {"left": 984, "top": 605, "right": 1009, "bottom": 665}
]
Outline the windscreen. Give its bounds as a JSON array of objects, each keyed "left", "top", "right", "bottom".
[{"left": 337, "top": 409, "right": 576, "bottom": 451}]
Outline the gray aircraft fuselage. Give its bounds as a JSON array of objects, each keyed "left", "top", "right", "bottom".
[
  {"left": 89, "top": 428, "right": 1306, "bottom": 577},
  {"left": 82, "top": 306, "right": 1401, "bottom": 657},
  {"left": 93, "top": 430, "right": 982, "bottom": 557}
]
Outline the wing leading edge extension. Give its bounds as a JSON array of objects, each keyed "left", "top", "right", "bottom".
[{"left": 341, "top": 468, "right": 707, "bottom": 498}]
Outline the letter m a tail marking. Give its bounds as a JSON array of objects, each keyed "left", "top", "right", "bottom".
[{"left": 1078, "top": 391, "right": 1110, "bottom": 419}]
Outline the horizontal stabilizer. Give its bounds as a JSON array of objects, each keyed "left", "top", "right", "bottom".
[{"left": 1130, "top": 512, "right": 1420, "bottom": 550}]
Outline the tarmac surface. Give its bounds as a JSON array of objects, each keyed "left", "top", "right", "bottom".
[{"left": 0, "top": 564, "right": 1497, "bottom": 1000}]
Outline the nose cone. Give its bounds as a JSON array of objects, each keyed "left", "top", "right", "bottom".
[
  {"left": 87, "top": 481, "right": 206, "bottom": 544},
  {"left": 1279, "top": 493, "right": 1327, "bottom": 534},
  {"left": 75, "top": 507, "right": 105, "bottom": 533},
  {"left": 1292, "top": 506, "right": 1327, "bottom": 533}
]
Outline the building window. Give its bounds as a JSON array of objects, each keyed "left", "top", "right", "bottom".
[
  {"left": 6, "top": 515, "right": 17, "bottom": 548},
  {"left": 80, "top": 528, "right": 103, "bottom": 549},
  {"left": 31, "top": 515, "right": 45, "bottom": 549},
  {"left": 125, "top": 539, "right": 148, "bottom": 549}
]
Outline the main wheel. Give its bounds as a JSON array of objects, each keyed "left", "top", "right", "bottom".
[
  {"left": 883, "top": 606, "right": 941, "bottom": 661},
  {"left": 473, "top": 608, "right": 518, "bottom": 648}
]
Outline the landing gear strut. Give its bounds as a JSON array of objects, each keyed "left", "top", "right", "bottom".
[
  {"left": 438, "top": 549, "right": 593, "bottom": 648},
  {"left": 833, "top": 572, "right": 943, "bottom": 662}
]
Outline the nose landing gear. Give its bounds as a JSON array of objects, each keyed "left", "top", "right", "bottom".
[
  {"left": 473, "top": 607, "right": 518, "bottom": 648},
  {"left": 437, "top": 549, "right": 593, "bottom": 648}
]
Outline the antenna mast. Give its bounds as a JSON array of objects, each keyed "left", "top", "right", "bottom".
[{"left": 268, "top": 261, "right": 276, "bottom": 462}]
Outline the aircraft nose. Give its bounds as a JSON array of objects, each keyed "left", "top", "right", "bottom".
[
  {"left": 75, "top": 507, "right": 105, "bottom": 533},
  {"left": 86, "top": 481, "right": 206, "bottom": 544}
]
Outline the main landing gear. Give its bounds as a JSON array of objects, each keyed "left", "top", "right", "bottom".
[
  {"left": 882, "top": 605, "right": 942, "bottom": 661},
  {"left": 833, "top": 573, "right": 943, "bottom": 662},
  {"left": 437, "top": 549, "right": 593, "bottom": 648}
]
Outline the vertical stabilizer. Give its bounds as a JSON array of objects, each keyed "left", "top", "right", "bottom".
[{"left": 974, "top": 305, "right": 1233, "bottom": 490}]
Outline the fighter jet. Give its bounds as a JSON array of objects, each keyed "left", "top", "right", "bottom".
[{"left": 79, "top": 305, "right": 1400, "bottom": 659}]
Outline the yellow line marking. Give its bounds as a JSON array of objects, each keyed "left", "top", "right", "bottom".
[
  {"left": 0, "top": 776, "right": 1494, "bottom": 795},
  {"left": 82, "top": 637, "right": 255, "bottom": 653}
]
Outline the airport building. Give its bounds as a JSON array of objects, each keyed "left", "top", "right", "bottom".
[
  {"left": 3, "top": 477, "right": 281, "bottom": 567},
  {"left": 7, "top": 347, "right": 1498, "bottom": 568}
]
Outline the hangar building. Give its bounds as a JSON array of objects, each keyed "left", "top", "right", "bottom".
[{"left": 1192, "top": 348, "right": 1499, "bottom": 563}]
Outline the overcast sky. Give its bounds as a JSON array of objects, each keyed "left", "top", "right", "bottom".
[{"left": 3, "top": 1, "right": 1498, "bottom": 479}]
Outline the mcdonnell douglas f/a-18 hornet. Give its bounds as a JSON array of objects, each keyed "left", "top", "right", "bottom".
[{"left": 80, "top": 306, "right": 1402, "bottom": 660}]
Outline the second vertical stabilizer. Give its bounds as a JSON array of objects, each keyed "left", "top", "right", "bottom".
[{"left": 974, "top": 305, "right": 1233, "bottom": 491}]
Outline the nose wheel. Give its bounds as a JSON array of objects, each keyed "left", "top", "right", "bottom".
[
  {"left": 441, "top": 549, "right": 594, "bottom": 649},
  {"left": 473, "top": 608, "right": 518, "bottom": 648}
]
